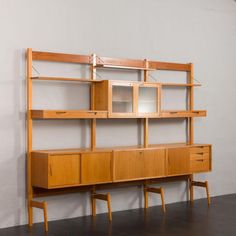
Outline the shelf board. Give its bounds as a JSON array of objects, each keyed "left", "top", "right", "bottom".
[
  {"left": 31, "top": 110, "right": 108, "bottom": 119},
  {"left": 95, "top": 64, "right": 156, "bottom": 71},
  {"left": 161, "top": 83, "right": 201, "bottom": 87},
  {"left": 160, "top": 110, "right": 206, "bottom": 118},
  {"left": 31, "top": 77, "right": 103, "bottom": 83}
]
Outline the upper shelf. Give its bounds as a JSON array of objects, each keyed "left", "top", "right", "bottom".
[
  {"left": 30, "top": 109, "right": 206, "bottom": 119},
  {"left": 31, "top": 77, "right": 102, "bottom": 83},
  {"left": 31, "top": 77, "right": 201, "bottom": 87},
  {"left": 95, "top": 64, "right": 155, "bottom": 71}
]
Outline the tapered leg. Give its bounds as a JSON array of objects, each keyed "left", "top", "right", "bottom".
[
  {"left": 144, "top": 187, "right": 148, "bottom": 209},
  {"left": 43, "top": 202, "right": 48, "bottom": 232},
  {"left": 28, "top": 203, "right": 33, "bottom": 228},
  {"left": 160, "top": 188, "right": 166, "bottom": 213},
  {"left": 205, "top": 181, "right": 211, "bottom": 205},
  {"left": 189, "top": 175, "right": 194, "bottom": 204},
  {"left": 107, "top": 193, "right": 112, "bottom": 221}
]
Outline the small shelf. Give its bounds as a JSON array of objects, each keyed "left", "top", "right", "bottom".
[
  {"left": 31, "top": 110, "right": 108, "bottom": 119},
  {"left": 160, "top": 110, "right": 206, "bottom": 118},
  {"left": 31, "top": 77, "right": 103, "bottom": 83}
]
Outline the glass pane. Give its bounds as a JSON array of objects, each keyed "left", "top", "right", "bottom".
[
  {"left": 112, "top": 86, "right": 133, "bottom": 113},
  {"left": 138, "top": 87, "right": 157, "bottom": 113}
]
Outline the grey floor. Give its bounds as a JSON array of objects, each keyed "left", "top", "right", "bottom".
[{"left": 1, "top": 194, "right": 236, "bottom": 236}]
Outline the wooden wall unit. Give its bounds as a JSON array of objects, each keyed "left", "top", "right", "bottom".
[{"left": 26, "top": 49, "right": 212, "bottom": 231}]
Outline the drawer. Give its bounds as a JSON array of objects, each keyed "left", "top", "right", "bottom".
[
  {"left": 190, "top": 146, "right": 210, "bottom": 154},
  {"left": 190, "top": 153, "right": 211, "bottom": 173}
]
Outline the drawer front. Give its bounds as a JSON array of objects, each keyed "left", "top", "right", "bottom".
[
  {"left": 190, "top": 146, "right": 210, "bottom": 154},
  {"left": 81, "top": 152, "right": 112, "bottom": 184},
  {"left": 49, "top": 154, "right": 80, "bottom": 187},
  {"left": 190, "top": 153, "right": 211, "bottom": 173}
]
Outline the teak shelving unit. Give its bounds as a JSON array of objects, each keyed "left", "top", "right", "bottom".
[{"left": 27, "top": 49, "right": 212, "bottom": 231}]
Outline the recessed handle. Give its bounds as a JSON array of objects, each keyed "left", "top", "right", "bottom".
[
  {"left": 56, "top": 112, "right": 67, "bottom": 114},
  {"left": 170, "top": 111, "right": 178, "bottom": 114},
  {"left": 196, "top": 159, "right": 204, "bottom": 162}
]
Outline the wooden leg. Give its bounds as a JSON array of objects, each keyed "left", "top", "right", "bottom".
[
  {"left": 189, "top": 175, "right": 194, "bottom": 204},
  {"left": 91, "top": 188, "right": 96, "bottom": 217},
  {"left": 107, "top": 193, "right": 112, "bottom": 221},
  {"left": 160, "top": 188, "right": 166, "bottom": 213},
  {"left": 28, "top": 202, "right": 33, "bottom": 228},
  {"left": 144, "top": 186, "right": 166, "bottom": 213},
  {"left": 205, "top": 181, "right": 211, "bottom": 205},
  {"left": 43, "top": 202, "right": 48, "bottom": 232},
  {"left": 144, "top": 187, "right": 148, "bottom": 209},
  {"left": 190, "top": 180, "right": 211, "bottom": 205},
  {"left": 91, "top": 191, "right": 112, "bottom": 221},
  {"left": 30, "top": 200, "right": 48, "bottom": 232}
]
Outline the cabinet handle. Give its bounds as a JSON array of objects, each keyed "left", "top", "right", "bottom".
[
  {"left": 56, "top": 112, "right": 67, "bottom": 114},
  {"left": 170, "top": 111, "right": 178, "bottom": 114},
  {"left": 193, "top": 111, "right": 200, "bottom": 114},
  {"left": 196, "top": 152, "right": 204, "bottom": 155},
  {"left": 196, "top": 159, "right": 204, "bottom": 162}
]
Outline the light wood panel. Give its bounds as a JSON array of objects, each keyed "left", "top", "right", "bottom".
[
  {"left": 160, "top": 110, "right": 206, "bottom": 118},
  {"left": 167, "top": 148, "right": 190, "bottom": 175},
  {"left": 114, "top": 150, "right": 145, "bottom": 181},
  {"left": 144, "top": 149, "right": 166, "bottom": 177},
  {"left": 149, "top": 61, "right": 191, "bottom": 71},
  {"left": 49, "top": 155, "right": 80, "bottom": 187},
  {"left": 94, "top": 80, "right": 109, "bottom": 110},
  {"left": 81, "top": 152, "right": 112, "bottom": 184},
  {"left": 31, "top": 110, "right": 108, "bottom": 119},
  {"left": 32, "top": 51, "right": 90, "bottom": 64}
]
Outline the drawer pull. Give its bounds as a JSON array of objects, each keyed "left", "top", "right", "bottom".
[
  {"left": 193, "top": 111, "right": 200, "bottom": 114},
  {"left": 170, "top": 111, "right": 178, "bottom": 114},
  {"left": 196, "top": 159, "right": 204, "bottom": 162},
  {"left": 196, "top": 152, "right": 204, "bottom": 155},
  {"left": 56, "top": 112, "right": 67, "bottom": 114}
]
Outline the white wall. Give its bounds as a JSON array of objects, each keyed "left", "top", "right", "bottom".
[{"left": 0, "top": 0, "right": 236, "bottom": 229}]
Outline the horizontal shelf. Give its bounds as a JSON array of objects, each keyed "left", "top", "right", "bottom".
[
  {"left": 31, "top": 77, "right": 103, "bottom": 83},
  {"left": 160, "top": 110, "right": 206, "bottom": 118},
  {"left": 32, "top": 143, "right": 211, "bottom": 155},
  {"left": 161, "top": 83, "right": 201, "bottom": 87},
  {"left": 31, "top": 110, "right": 108, "bottom": 119},
  {"left": 95, "top": 64, "right": 155, "bottom": 71}
]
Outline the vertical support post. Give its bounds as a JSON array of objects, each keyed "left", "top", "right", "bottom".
[
  {"left": 27, "top": 48, "right": 33, "bottom": 228},
  {"left": 90, "top": 54, "right": 96, "bottom": 150},
  {"left": 144, "top": 59, "right": 149, "bottom": 148},
  {"left": 188, "top": 63, "right": 194, "bottom": 144},
  {"left": 189, "top": 174, "right": 194, "bottom": 204}
]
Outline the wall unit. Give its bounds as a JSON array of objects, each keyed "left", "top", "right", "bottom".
[{"left": 26, "top": 49, "right": 212, "bottom": 231}]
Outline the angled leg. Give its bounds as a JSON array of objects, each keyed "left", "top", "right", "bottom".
[{"left": 144, "top": 186, "right": 166, "bottom": 213}]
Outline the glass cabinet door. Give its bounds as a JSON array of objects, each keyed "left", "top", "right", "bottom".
[
  {"left": 112, "top": 85, "right": 133, "bottom": 113},
  {"left": 138, "top": 87, "right": 158, "bottom": 113}
]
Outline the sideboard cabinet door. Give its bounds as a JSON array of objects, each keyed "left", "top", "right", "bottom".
[
  {"left": 49, "top": 154, "right": 80, "bottom": 188},
  {"left": 81, "top": 152, "right": 112, "bottom": 184},
  {"left": 114, "top": 150, "right": 145, "bottom": 181},
  {"left": 167, "top": 148, "right": 190, "bottom": 176},
  {"left": 144, "top": 149, "right": 166, "bottom": 178}
]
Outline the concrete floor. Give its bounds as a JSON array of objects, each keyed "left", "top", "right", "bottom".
[{"left": 1, "top": 194, "right": 236, "bottom": 236}]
